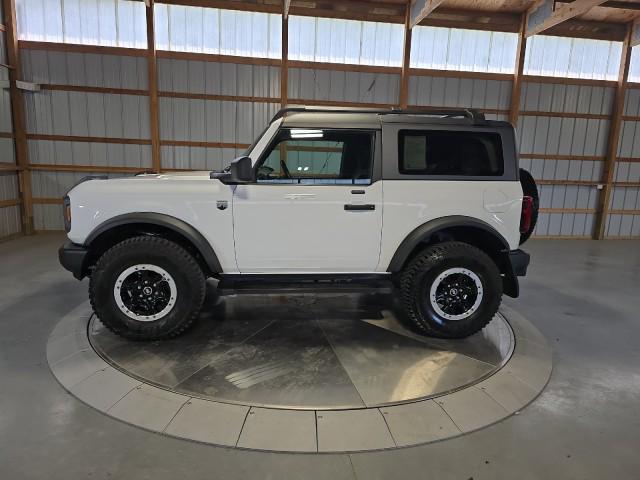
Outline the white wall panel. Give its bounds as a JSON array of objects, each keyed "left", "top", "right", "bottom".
[
  {"left": 28, "top": 140, "right": 151, "bottom": 169},
  {"left": 24, "top": 91, "right": 150, "bottom": 139},
  {"left": 33, "top": 204, "right": 64, "bottom": 231},
  {"left": 521, "top": 82, "right": 615, "bottom": 115},
  {"left": 288, "top": 68, "right": 400, "bottom": 105},
  {"left": 0, "top": 205, "right": 21, "bottom": 237},
  {"left": 534, "top": 212, "right": 595, "bottom": 237},
  {"left": 0, "top": 172, "right": 19, "bottom": 201},
  {"left": 160, "top": 146, "right": 239, "bottom": 171},
  {"left": 158, "top": 59, "right": 280, "bottom": 98},
  {"left": 159, "top": 98, "right": 278, "bottom": 145},
  {"left": 408, "top": 76, "right": 511, "bottom": 110},
  {"left": 0, "top": 138, "right": 15, "bottom": 164},
  {"left": 21, "top": 50, "right": 148, "bottom": 89}
]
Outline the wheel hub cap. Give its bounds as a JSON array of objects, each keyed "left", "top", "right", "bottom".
[
  {"left": 114, "top": 264, "right": 177, "bottom": 322},
  {"left": 429, "top": 268, "right": 483, "bottom": 321}
]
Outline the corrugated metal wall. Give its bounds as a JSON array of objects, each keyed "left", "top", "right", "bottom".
[
  {"left": 408, "top": 75, "right": 512, "bottom": 120},
  {"left": 20, "top": 48, "right": 151, "bottom": 229},
  {"left": 517, "top": 82, "right": 614, "bottom": 237},
  {"left": 1, "top": 3, "right": 22, "bottom": 239},
  {"left": 158, "top": 58, "right": 280, "bottom": 170},
  {"left": 606, "top": 87, "right": 640, "bottom": 237},
  {"left": 288, "top": 68, "right": 400, "bottom": 106}
]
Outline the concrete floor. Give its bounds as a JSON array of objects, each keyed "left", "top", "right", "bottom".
[{"left": 1, "top": 232, "right": 639, "bottom": 480}]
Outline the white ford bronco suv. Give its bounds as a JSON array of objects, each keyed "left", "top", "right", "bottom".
[{"left": 59, "top": 107, "right": 538, "bottom": 341}]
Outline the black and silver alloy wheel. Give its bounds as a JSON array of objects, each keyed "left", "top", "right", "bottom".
[
  {"left": 429, "top": 267, "right": 483, "bottom": 321},
  {"left": 399, "top": 241, "right": 502, "bottom": 338},
  {"left": 90, "top": 236, "right": 206, "bottom": 341},
  {"left": 114, "top": 264, "right": 177, "bottom": 322}
]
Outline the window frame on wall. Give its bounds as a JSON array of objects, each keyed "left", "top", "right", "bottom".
[
  {"left": 409, "top": 26, "right": 519, "bottom": 74},
  {"left": 15, "top": 0, "right": 147, "bottom": 48},
  {"left": 287, "top": 15, "right": 404, "bottom": 67},
  {"left": 523, "top": 34, "right": 623, "bottom": 81},
  {"left": 153, "top": 3, "right": 282, "bottom": 59}
]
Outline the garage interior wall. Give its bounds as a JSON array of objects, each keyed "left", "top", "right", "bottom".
[
  {"left": 0, "top": 1, "right": 22, "bottom": 239},
  {"left": 9, "top": 0, "right": 640, "bottom": 239}
]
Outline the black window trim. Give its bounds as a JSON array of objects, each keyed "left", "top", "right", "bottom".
[
  {"left": 252, "top": 127, "right": 380, "bottom": 187},
  {"left": 381, "top": 123, "right": 517, "bottom": 182}
]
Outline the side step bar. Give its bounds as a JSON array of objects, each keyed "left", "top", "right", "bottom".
[{"left": 217, "top": 273, "right": 393, "bottom": 295}]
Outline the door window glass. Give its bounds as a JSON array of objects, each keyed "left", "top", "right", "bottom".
[{"left": 257, "top": 129, "right": 374, "bottom": 184}]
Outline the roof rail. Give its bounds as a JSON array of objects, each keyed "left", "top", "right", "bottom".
[{"left": 271, "top": 106, "right": 487, "bottom": 125}]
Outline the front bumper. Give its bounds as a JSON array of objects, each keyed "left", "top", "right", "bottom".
[{"left": 59, "top": 241, "right": 89, "bottom": 280}]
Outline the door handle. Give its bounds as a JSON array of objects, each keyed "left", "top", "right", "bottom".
[
  {"left": 344, "top": 204, "right": 375, "bottom": 211},
  {"left": 285, "top": 193, "right": 316, "bottom": 200}
]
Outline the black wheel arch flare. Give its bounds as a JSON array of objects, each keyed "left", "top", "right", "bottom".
[
  {"left": 387, "top": 215, "right": 520, "bottom": 298},
  {"left": 84, "top": 213, "right": 223, "bottom": 276}
]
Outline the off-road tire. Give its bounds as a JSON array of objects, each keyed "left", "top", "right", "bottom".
[
  {"left": 519, "top": 168, "right": 539, "bottom": 245},
  {"left": 89, "top": 236, "right": 206, "bottom": 341},
  {"left": 399, "top": 241, "right": 502, "bottom": 338}
]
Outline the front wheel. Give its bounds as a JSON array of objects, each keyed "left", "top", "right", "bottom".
[
  {"left": 89, "top": 236, "right": 206, "bottom": 340},
  {"left": 399, "top": 241, "right": 502, "bottom": 338}
]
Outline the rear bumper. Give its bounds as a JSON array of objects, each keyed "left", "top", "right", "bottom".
[
  {"left": 59, "top": 241, "right": 88, "bottom": 280},
  {"left": 502, "top": 249, "right": 529, "bottom": 298},
  {"left": 509, "top": 249, "right": 530, "bottom": 277}
]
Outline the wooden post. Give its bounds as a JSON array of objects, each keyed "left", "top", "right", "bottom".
[
  {"left": 146, "top": 0, "right": 161, "bottom": 173},
  {"left": 594, "top": 23, "right": 633, "bottom": 239},
  {"left": 281, "top": 13, "right": 288, "bottom": 108},
  {"left": 509, "top": 14, "right": 527, "bottom": 127},
  {"left": 399, "top": 2, "right": 412, "bottom": 109},
  {"left": 2, "top": 0, "right": 32, "bottom": 234}
]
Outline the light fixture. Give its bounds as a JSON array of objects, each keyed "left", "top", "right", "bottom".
[{"left": 290, "top": 129, "right": 323, "bottom": 139}]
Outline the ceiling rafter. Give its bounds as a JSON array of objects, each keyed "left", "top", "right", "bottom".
[
  {"left": 409, "top": 0, "right": 447, "bottom": 28},
  {"left": 526, "top": 0, "right": 608, "bottom": 37}
]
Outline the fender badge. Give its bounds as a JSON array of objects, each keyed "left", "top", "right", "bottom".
[{"left": 216, "top": 200, "right": 228, "bottom": 211}]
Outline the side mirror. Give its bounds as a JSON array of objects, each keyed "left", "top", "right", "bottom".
[{"left": 230, "top": 156, "right": 255, "bottom": 183}]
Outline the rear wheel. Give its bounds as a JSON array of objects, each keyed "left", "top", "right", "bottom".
[
  {"left": 399, "top": 241, "right": 502, "bottom": 338},
  {"left": 89, "top": 236, "right": 206, "bottom": 340}
]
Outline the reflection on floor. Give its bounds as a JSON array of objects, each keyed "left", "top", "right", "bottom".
[{"left": 90, "top": 291, "right": 513, "bottom": 409}]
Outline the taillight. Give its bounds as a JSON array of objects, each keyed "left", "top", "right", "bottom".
[
  {"left": 63, "top": 196, "right": 71, "bottom": 232},
  {"left": 520, "top": 196, "right": 533, "bottom": 234}
]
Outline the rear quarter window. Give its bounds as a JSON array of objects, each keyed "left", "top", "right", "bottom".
[{"left": 399, "top": 130, "right": 504, "bottom": 177}]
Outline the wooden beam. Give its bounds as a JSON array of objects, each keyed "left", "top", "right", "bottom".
[
  {"left": 526, "top": 0, "right": 608, "bottom": 38},
  {"left": 3, "top": 0, "right": 33, "bottom": 234},
  {"left": 281, "top": 12, "right": 288, "bottom": 108},
  {"left": 283, "top": 0, "right": 291, "bottom": 19},
  {"left": 0, "top": 199, "right": 20, "bottom": 208},
  {"left": 27, "top": 134, "right": 151, "bottom": 145},
  {"left": 410, "top": 0, "right": 446, "bottom": 29},
  {"left": 146, "top": 0, "right": 161, "bottom": 173},
  {"left": 19, "top": 40, "right": 148, "bottom": 57},
  {"left": 399, "top": 1, "right": 412, "bottom": 108},
  {"left": 510, "top": 14, "right": 527, "bottom": 127},
  {"left": 595, "top": 23, "right": 633, "bottom": 240}
]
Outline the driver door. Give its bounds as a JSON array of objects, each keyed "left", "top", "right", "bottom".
[{"left": 232, "top": 127, "right": 383, "bottom": 273}]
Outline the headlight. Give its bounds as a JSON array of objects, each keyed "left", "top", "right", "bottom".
[{"left": 63, "top": 196, "right": 71, "bottom": 232}]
